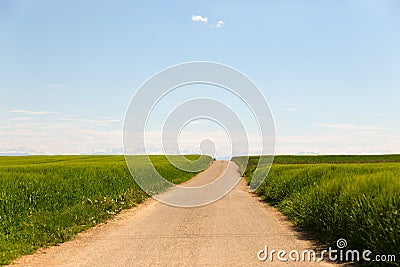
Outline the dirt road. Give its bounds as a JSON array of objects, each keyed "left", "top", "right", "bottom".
[{"left": 11, "top": 161, "right": 336, "bottom": 266}]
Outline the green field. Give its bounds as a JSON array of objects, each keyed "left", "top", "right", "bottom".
[
  {"left": 0, "top": 155, "right": 213, "bottom": 265},
  {"left": 2, "top": 154, "right": 399, "bottom": 265},
  {"left": 233, "top": 155, "right": 400, "bottom": 266}
]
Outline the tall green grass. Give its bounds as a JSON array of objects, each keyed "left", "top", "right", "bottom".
[
  {"left": 235, "top": 155, "right": 400, "bottom": 174},
  {"left": 232, "top": 156, "right": 400, "bottom": 266},
  {"left": 0, "top": 155, "right": 212, "bottom": 265}
]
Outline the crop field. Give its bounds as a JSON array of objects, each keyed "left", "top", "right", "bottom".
[
  {"left": 0, "top": 155, "right": 213, "bottom": 265},
  {"left": 233, "top": 155, "right": 400, "bottom": 266}
]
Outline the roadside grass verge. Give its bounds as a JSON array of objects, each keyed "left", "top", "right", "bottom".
[
  {"left": 0, "top": 155, "right": 212, "bottom": 265},
  {"left": 232, "top": 155, "right": 400, "bottom": 266}
]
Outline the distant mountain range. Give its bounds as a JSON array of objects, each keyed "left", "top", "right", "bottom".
[
  {"left": 0, "top": 147, "right": 45, "bottom": 156},
  {"left": 0, "top": 147, "right": 124, "bottom": 156}
]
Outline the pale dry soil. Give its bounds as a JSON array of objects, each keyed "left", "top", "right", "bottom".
[{"left": 11, "top": 161, "right": 338, "bottom": 266}]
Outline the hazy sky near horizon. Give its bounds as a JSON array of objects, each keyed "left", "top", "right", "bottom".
[{"left": 1, "top": 0, "right": 399, "bottom": 156}]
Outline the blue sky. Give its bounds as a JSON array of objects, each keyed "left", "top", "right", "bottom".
[{"left": 0, "top": 0, "right": 399, "bottom": 155}]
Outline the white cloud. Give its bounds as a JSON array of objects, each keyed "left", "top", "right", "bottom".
[
  {"left": 2, "top": 109, "right": 398, "bottom": 155},
  {"left": 192, "top": 15, "right": 225, "bottom": 29},
  {"left": 1, "top": 112, "right": 124, "bottom": 155},
  {"left": 10, "top": 117, "right": 33, "bottom": 121},
  {"left": 139, "top": 129, "right": 266, "bottom": 158},
  {"left": 215, "top": 20, "right": 224, "bottom": 28},
  {"left": 2, "top": 122, "right": 399, "bottom": 155},
  {"left": 8, "top": 109, "right": 59, "bottom": 115},
  {"left": 315, "top": 123, "right": 383, "bottom": 131},
  {"left": 0, "top": 122, "right": 122, "bottom": 154},
  {"left": 192, "top": 15, "right": 208, "bottom": 23},
  {"left": 275, "top": 130, "right": 400, "bottom": 155},
  {"left": 59, "top": 117, "right": 120, "bottom": 124}
]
